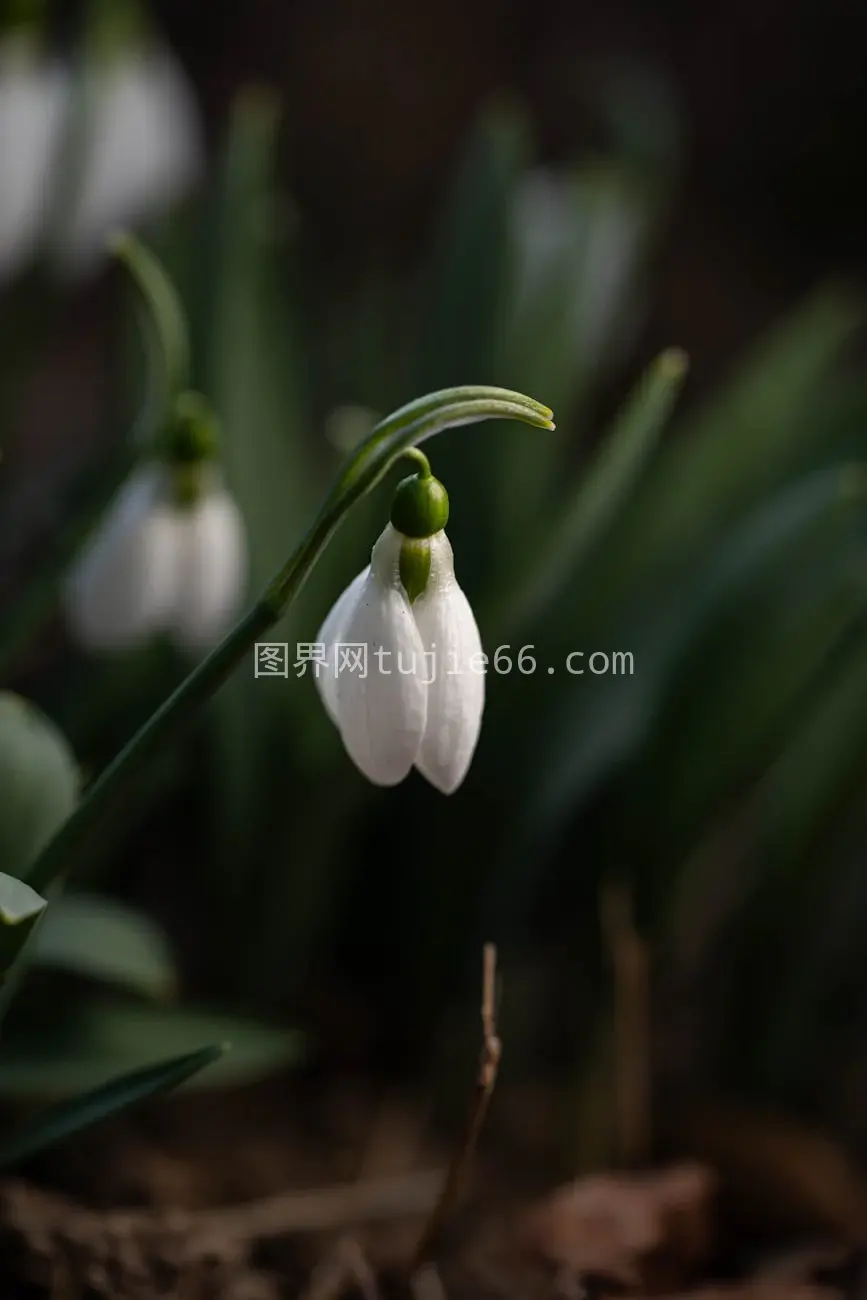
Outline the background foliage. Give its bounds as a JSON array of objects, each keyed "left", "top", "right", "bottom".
[{"left": 3, "top": 0, "right": 867, "bottom": 1174}]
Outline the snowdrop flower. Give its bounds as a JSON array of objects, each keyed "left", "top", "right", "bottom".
[
  {"left": 0, "top": 29, "right": 201, "bottom": 283},
  {"left": 64, "top": 400, "right": 247, "bottom": 653},
  {"left": 0, "top": 36, "right": 67, "bottom": 280},
  {"left": 315, "top": 465, "right": 484, "bottom": 794},
  {"left": 56, "top": 45, "right": 202, "bottom": 277}
]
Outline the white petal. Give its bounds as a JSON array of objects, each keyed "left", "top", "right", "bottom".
[
  {"left": 315, "top": 567, "right": 368, "bottom": 723},
  {"left": 56, "top": 49, "right": 203, "bottom": 276},
  {"left": 170, "top": 488, "right": 248, "bottom": 652},
  {"left": 64, "top": 466, "right": 178, "bottom": 650},
  {"left": 0, "top": 45, "right": 67, "bottom": 280},
  {"left": 334, "top": 527, "right": 427, "bottom": 786},
  {"left": 412, "top": 531, "right": 484, "bottom": 794}
]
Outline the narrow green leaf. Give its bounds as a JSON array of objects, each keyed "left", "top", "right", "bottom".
[
  {"left": 195, "top": 92, "right": 321, "bottom": 908},
  {"left": 0, "top": 1044, "right": 225, "bottom": 1170},
  {"left": 0, "top": 874, "right": 46, "bottom": 928},
  {"left": 486, "top": 467, "right": 865, "bottom": 934},
  {"left": 496, "top": 348, "right": 688, "bottom": 633},
  {"left": 300, "top": 388, "right": 553, "bottom": 553},
  {"left": 414, "top": 106, "right": 530, "bottom": 584},
  {"left": 587, "top": 289, "right": 862, "bottom": 614},
  {"left": 628, "top": 548, "right": 867, "bottom": 903},
  {"left": 33, "top": 892, "right": 176, "bottom": 999},
  {"left": 758, "top": 634, "right": 867, "bottom": 877},
  {"left": 0, "top": 873, "right": 47, "bottom": 998},
  {"left": 490, "top": 161, "right": 666, "bottom": 560},
  {"left": 0, "top": 693, "right": 79, "bottom": 882},
  {"left": 0, "top": 875, "right": 48, "bottom": 1021},
  {"left": 416, "top": 104, "right": 528, "bottom": 390},
  {"left": 199, "top": 91, "right": 316, "bottom": 610},
  {"left": 0, "top": 999, "right": 301, "bottom": 1095}
]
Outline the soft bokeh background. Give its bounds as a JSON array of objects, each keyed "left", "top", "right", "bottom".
[{"left": 4, "top": 0, "right": 867, "bottom": 1187}]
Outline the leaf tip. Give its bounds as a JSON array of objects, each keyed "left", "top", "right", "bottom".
[{"left": 658, "top": 347, "right": 689, "bottom": 380}]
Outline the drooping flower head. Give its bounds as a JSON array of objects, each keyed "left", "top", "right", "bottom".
[
  {"left": 315, "top": 458, "right": 484, "bottom": 794},
  {"left": 0, "top": 10, "right": 202, "bottom": 284},
  {"left": 64, "top": 392, "right": 247, "bottom": 654}
]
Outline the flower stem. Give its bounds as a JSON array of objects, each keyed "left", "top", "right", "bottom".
[{"left": 401, "top": 447, "right": 432, "bottom": 477}]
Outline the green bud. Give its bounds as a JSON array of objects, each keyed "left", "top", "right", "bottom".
[
  {"left": 390, "top": 472, "right": 449, "bottom": 538},
  {"left": 159, "top": 391, "right": 220, "bottom": 466},
  {"left": 399, "top": 537, "right": 431, "bottom": 604}
]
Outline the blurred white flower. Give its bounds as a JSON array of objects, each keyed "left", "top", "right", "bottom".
[
  {"left": 64, "top": 465, "right": 247, "bottom": 653},
  {"left": 57, "top": 47, "right": 202, "bottom": 276},
  {"left": 0, "top": 35, "right": 202, "bottom": 283},
  {"left": 0, "top": 38, "right": 67, "bottom": 280},
  {"left": 508, "top": 166, "right": 647, "bottom": 376},
  {"left": 315, "top": 524, "right": 484, "bottom": 794}
]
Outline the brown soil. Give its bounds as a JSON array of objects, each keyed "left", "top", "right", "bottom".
[{"left": 1, "top": 1078, "right": 866, "bottom": 1300}]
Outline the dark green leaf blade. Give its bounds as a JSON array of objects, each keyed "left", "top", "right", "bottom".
[
  {"left": 494, "top": 347, "right": 688, "bottom": 633},
  {"left": 0, "top": 1044, "right": 226, "bottom": 1171},
  {"left": 33, "top": 892, "right": 176, "bottom": 999},
  {"left": 0, "top": 693, "right": 79, "bottom": 883},
  {"left": 0, "top": 874, "right": 47, "bottom": 1001}
]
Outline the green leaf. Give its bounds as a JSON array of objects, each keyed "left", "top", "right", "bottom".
[
  {"left": 761, "top": 645, "right": 867, "bottom": 870},
  {"left": 495, "top": 348, "right": 688, "bottom": 633},
  {"left": 310, "top": 386, "right": 553, "bottom": 529},
  {"left": 0, "top": 874, "right": 46, "bottom": 927},
  {"left": 0, "top": 999, "right": 302, "bottom": 1096},
  {"left": 195, "top": 92, "right": 322, "bottom": 908},
  {"left": 199, "top": 90, "right": 317, "bottom": 619},
  {"left": 414, "top": 106, "right": 530, "bottom": 584},
  {"left": 416, "top": 104, "right": 528, "bottom": 391},
  {"left": 0, "top": 874, "right": 48, "bottom": 1022},
  {"left": 487, "top": 467, "right": 865, "bottom": 933},
  {"left": 0, "top": 693, "right": 78, "bottom": 882},
  {"left": 588, "top": 289, "right": 862, "bottom": 614},
  {"left": 0, "top": 873, "right": 47, "bottom": 996},
  {"left": 490, "top": 160, "right": 665, "bottom": 564},
  {"left": 628, "top": 544, "right": 867, "bottom": 900},
  {"left": 33, "top": 891, "right": 176, "bottom": 999},
  {"left": 0, "top": 1044, "right": 225, "bottom": 1170}
]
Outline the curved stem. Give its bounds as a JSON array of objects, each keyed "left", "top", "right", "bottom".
[
  {"left": 109, "top": 232, "right": 190, "bottom": 423},
  {"left": 26, "top": 387, "right": 554, "bottom": 894},
  {"left": 401, "top": 447, "right": 432, "bottom": 477}
]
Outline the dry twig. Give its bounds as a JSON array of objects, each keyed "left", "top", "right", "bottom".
[{"left": 411, "top": 943, "right": 502, "bottom": 1269}]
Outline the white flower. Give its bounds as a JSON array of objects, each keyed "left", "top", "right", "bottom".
[
  {"left": 0, "top": 39, "right": 67, "bottom": 281},
  {"left": 64, "top": 465, "right": 247, "bottom": 653},
  {"left": 0, "top": 37, "right": 201, "bottom": 283},
  {"left": 315, "top": 524, "right": 484, "bottom": 794},
  {"left": 56, "top": 47, "right": 203, "bottom": 277}
]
